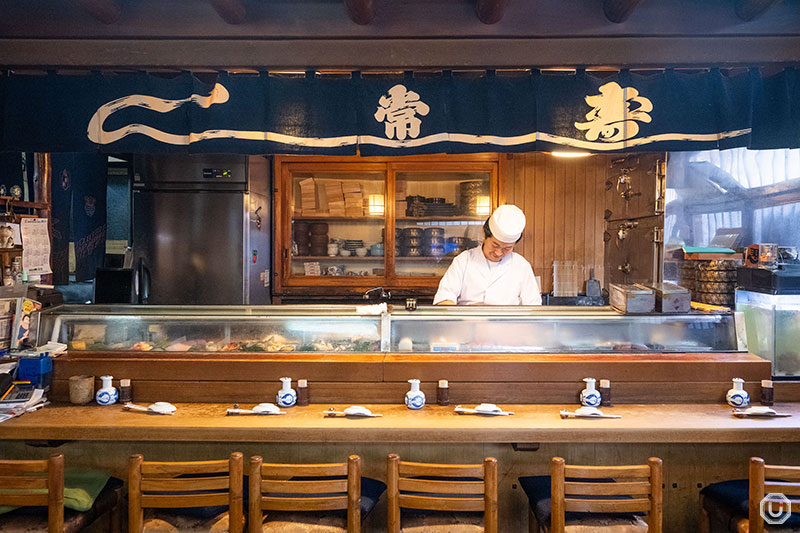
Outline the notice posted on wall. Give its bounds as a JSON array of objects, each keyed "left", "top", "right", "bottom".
[{"left": 20, "top": 218, "right": 52, "bottom": 275}]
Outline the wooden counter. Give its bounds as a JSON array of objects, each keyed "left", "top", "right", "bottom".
[{"left": 2, "top": 402, "right": 799, "bottom": 443}]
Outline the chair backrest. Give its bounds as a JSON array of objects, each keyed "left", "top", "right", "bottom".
[
  {"left": 248, "top": 455, "right": 362, "bottom": 533},
  {"left": 127, "top": 452, "right": 243, "bottom": 533},
  {"left": 749, "top": 456, "right": 800, "bottom": 533},
  {"left": 550, "top": 456, "right": 662, "bottom": 533},
  {"left": 0, "top": 454, "right": 64, "bottom": 533},
  {"left": 386, "top": 453, "right": 498, "bottom": 533}
]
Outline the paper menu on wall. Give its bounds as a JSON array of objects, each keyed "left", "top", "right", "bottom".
[{"left": 20, "top": 218, "right": 52, "bottom": 275}]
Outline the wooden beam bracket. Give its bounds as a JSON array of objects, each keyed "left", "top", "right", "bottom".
[
  {"left": 210, "top": 0, "right": 247, "bottom": 25},
  {"left": 344, "top": 0, "right": 375, "bottom": 25},
  {"left": 475, "top": 0, "right": 509, "bottom": 25},
  {"left": 602, "top": 0, "right": 644, "bottom": 23}
]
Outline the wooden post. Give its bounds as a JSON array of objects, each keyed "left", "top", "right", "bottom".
[
  {"left": 475, "top": 0, "right": 509, "bottom": 25},
  {"left": 484, "top": 457, "right": 498, "bottom": 533},
  {"left": 347, "top": 455, "right": 361, "bottom": 533},
  {"left": 128, "top": 454, "right": 143, "bottom": 533},
  {"left": 47, "top": 453, "right": 64, "bottom": 533},
  {"left": 248, "top": 456, "right": 262, "bottom": 533},
  {"left": 76, "top": 0, "right": 121, "bottom": 24},
  {"left": 648, "top": 457, "right": 663, "bottom": 533},
  {"left": 735, "top": 0, "right": 778, "bottom": 21},
  {"left": 550, "top": 457, "right": 565, "bottom": 533},
  {"left": 229, "top": 452, "right": 244, "bottom": 533},
  {"left": 210, "top": 0, "right": 247, "bottom": 25},
  {"left": 344, "top": 0, "right": 375, "bottom": 25},
  {"left": 602, "top": 0, "right": 644, "bottom": 23},
  {"left": 387, "top": 454, "right": 400, "bottom": 533},
  {"left": 749, "top": 457, "right": 765, "bottom": 533}
]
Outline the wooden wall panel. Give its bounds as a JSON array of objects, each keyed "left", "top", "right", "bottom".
[{"left": 499, "top": 153, "right": 611, "bottom": 293}]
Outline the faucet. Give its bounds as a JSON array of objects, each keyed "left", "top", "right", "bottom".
[{"left": 363, "top": 286, "right": 391, "bottom": 302}]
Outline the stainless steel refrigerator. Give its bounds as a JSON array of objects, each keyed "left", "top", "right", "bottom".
[{"left": 132, "top": 154, "right": 271, "bottom": 305}]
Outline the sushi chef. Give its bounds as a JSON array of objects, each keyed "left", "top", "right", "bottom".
[{"left": 434, "top": 204, "right": 542, "bottom": 305}]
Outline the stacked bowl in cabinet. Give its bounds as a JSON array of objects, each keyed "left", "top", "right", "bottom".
[
  {"left": 459, "top": 180, "right": 489, "bottom": 215},
  {"left": 294, "top": 221, "right": 328, "bottom": 256},
  {"left": 678, "top": 260, "right": 739, "bottom": 306}
]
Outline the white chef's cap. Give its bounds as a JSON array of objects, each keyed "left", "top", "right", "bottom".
[{"left": 488, "top": 204, "right": 526, "bottom": 243}]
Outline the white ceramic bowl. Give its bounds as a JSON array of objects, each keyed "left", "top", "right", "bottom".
[
  {"left": 744, "top": 406, "right": 776, "bottom": 415},
  {"left": 355, "top": 247, "right": 368, "bottom": 257},
  {"left": 148, "top": 402, "right": 177, "bottom": 414},
  {"left": 575, "top": 406, "right": 602, "bottom": 416},
  {"left": 253, "top": 403, "right": 281, "bottom": 414},
  {"left": 339, "top": 249, "right": 351, "bottom": 257}
]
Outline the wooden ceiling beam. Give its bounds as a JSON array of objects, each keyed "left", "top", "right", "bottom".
[
  {"left": 76, "top": 0, "right": 121, "bottom": 24},
  {"left": 344, "top": 0, "right": 375, "bottom": 25},
  {"left": 735, "top": 0, "right": 778, "bottom": 21},
  {"left": 210, "top": 0, "right": 247, "bottom": 25},
  {"left": 602, "top": 0, "right": 644, "bottom": 23},
  {"left": 475, "top": 0, "right": 509, "bottom": 25}
]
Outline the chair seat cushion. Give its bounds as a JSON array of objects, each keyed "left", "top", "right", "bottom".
[
  {"left": 143, "top": 509, "right": 231, "bottom": 532},
  {"left": 259, "top": 512, "right": 347, "bottom": 532},
  {"left": 400, "top": 511, "right": 484, "bottom": 532},
  {"left": 0, "top": 477, "right": 124, "bottom": 533},
  {"left": 701, "top": 479, "right": 800, "bottom": 529},
  {"left": 518, "top": 475, "right": 647, "bottom": 528}
]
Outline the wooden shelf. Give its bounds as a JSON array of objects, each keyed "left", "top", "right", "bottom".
[
  {"left": 293, "top": 215, "right": 484, "bottom": 222},
  {"left": 295, "top": 255, "right": 384, "bottom": 261},
  {"left": 0, "top": 197, "right": 49, "bottom": 210},
  {"left": 293, "top": 216, "right": 381, "bottom": 221},
  {"left": 397, "top": 216, "right": 486, "bottom": 222},
  {"left": 0, "top": 247, "right": 23, "bottom": 255}
]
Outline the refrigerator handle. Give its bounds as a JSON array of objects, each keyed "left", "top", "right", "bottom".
[{"left": 137, "top": 258, "right": 151, "bottom": 304}]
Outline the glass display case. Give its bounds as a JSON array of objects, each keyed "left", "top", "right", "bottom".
[
  {"left": 38, "top": 305, "right": 384, "bottom": 354},
  {"left": 735, "top": 289, "right": 800, "bottom": 376},
  {"left": 38, "top": 304, "right": 740, "bottom": 355}
]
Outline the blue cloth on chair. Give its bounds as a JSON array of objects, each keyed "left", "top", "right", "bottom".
[
  {"left": 518, "top": 475, "right": 645, "bottom": 526},
  {"left": 701, "top": 479, "right": 800, "bottom": 527}
]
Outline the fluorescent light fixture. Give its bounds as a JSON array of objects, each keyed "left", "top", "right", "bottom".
[
  {"left": 368, "top": 194, "right": 385, "bottom": 215},
  {"left": 551, "top": 151, "right": 592, "bottom": 158}
]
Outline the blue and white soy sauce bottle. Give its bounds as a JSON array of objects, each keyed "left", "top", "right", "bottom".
[
  {"left": 96, "top": 375, "right": 118, "bottom": 405},
  {"left": 726, "top": 377, "right": 750, "bottom": 408},
  {"left": 277, "top": 377, "right": 297, "bottom": 408},
  {"left": 405, "top": 379, "right": 426, "bottom": 410},
  {"left": 580, "top": 377, "right": 602, "bottom": 407}
]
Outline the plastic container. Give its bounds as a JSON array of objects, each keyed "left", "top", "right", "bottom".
[{"left": 553, "top": 261, "right": 580, "bottom": 297}]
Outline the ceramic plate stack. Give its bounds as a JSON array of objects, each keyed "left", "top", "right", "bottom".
[
  {"left": 693, "top": 260, "right": 740, "bottom": 306},
  {"left": 294, "top": 221, "right": 310, "bottom": 256},
  {"left": 342, "top": 239, "right": 364, "bottom": 253},
  {"left": 459, "top": 180, "right": 489, "bottom": 215},
  {"left": 423, "top": 197, "right": 459, "bottom": 217},
  {"left": 405, "top": 195, "right": 427, "bottom": 217},
  {"left": 309, "top": 222, "right": 329, "bottom": 256},
  {"left": 399, "top": 228, "right": 423, "bottom": 257},
  {"left": 422, "top": 227, "right": 445, "bottom": 257}
]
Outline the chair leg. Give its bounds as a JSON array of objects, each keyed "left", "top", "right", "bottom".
[
  {"left": 699, "top": 495, "right": 710, "bottom": 533},
  {"left": 528, "top": 507, "right": 540, "bottom": 533}
]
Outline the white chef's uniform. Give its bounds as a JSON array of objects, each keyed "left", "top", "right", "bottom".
[{"left": 433, "top": 246, "right": 542, "bottom": 305}]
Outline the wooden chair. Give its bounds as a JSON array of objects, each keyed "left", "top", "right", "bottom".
[
  {"left": 0, "top": 453, "right": 64, "bottom": 533},
  {"left": 248, "top": 454, "right": 371, "bottom": 532},
  {"left": 387, "top": 453, "right": 498, "bottom": 533},
  {"left": 521, "top": 456, "right": 662, "bottom": 533},
  {"left": 700, "top": 457, "right": 800, "bottom": 533},
  {"left": 128, "top": 452, "right": 244, "bottom": 533}
]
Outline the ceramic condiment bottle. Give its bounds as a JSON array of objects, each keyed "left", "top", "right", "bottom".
[
  {"left": 405, "top": 379, "right": 425, "bottom": 410},
  {"left": 579, "top": 377, "right": 601, "bottom": 407},
  {"left": 95, "top": 375, "right": 118, "bottom": 405},
  {"left": 726, "top": 377, "right": 750, "bottom": 408},
  {"left": 276, "top": 377, "right": 297, "bottom": 407}
]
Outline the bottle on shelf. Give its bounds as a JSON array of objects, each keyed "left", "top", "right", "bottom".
[{"left": 2, "top": 266, "right": 13, "bottom": 287}]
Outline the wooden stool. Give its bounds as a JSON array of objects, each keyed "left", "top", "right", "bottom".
[
  {"left": 520, "top": 456, "right": 663, "bottom": 533},
  {"left": 386, "top": 453, "right": 498, "bottom": 533},
  {"left": 700, "top": 457, "right": 800, "bottom": 533},
  {"left": 127, "top": 452, "right": 244, "bottom": 533},
  {"left": 0, "top": 453, "right": 124, "bottom": 533},
  {"left": 247, "top": 454, "right": 384, "bottom": 532}
]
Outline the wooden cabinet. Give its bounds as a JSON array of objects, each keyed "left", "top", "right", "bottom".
[{"left": 273, "top": 155, "right": 499, "bottom": 300}]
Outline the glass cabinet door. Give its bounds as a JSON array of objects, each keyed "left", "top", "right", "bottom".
[
  {"left": 393, "top": 167, "right": 493, "bottom": 278},
  {"left": 289, "top": 168, "right": 386, "bottom": 280}
]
